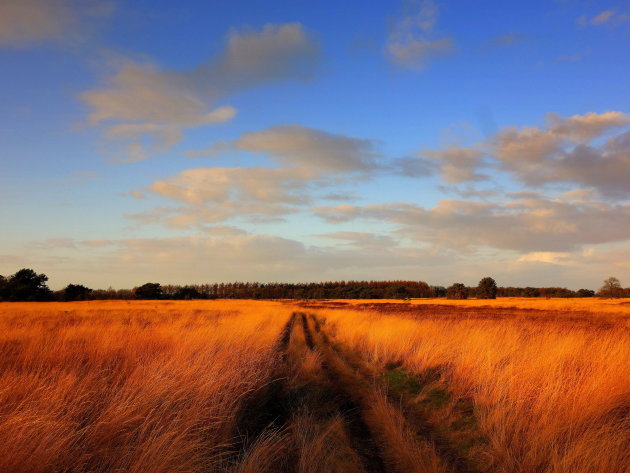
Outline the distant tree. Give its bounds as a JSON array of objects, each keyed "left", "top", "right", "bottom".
[
  {"left": 0, "top": 275, "right": 6, "bottom": 300},
  {"left": 446, "top": 283, "right": 468, "bottom": 300},
  {"left": 431, "top": 286, "right": 446, "bottom": 297},
  {"left": 476, "top": 277, "right": 497, "bottom": 299},
  {"left": 133, "top": 283, "right": 163, "bottom": 300},
  {"left": 394, "top": 285, "right": 411, "bottom": 300},
  {"left": 4, "top": 268, "right": 52, "bottom": 301},
  {"left": 523, "top": 287, "right": 541, "bottom": 297},
  {"left": 597, "top": 277, "right": 624, "bottom": 298},
  {"left": 174, "top": 286, "right": 203, "bottom": 300},
  {"left": 540, "top": 287, "right": 574, "bottom": 298},
  {"left": 62, "top": 284, "right": 92, "bottom": 301},
  {"left": 90, "top": 287, "right": 133, "bottom": 300},
  {"left": 576, "top": 288, "right": 595, "bottom": 298}
]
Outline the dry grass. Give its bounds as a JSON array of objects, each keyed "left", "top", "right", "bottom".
[
  {"left": 0, "top": 298, "right": 628, "bottom": 473},
  {"left": 308, "top": 296, "right": 630, "bottom": 318},
  {"left": 291, "top": 414, "right": 367, "bottom": 473},
  {"left": 364, "top": 390, "right": 450, "bottom": 473},
  {"left": 0, "top": 300, "right": 291, "bottom": 473},
  {"left": 316, "top": 299, "right": 630, "bottom": 473}
]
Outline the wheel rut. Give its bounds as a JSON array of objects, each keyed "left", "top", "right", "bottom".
[
  {"left": 309, "top": 313, "right": 489, "bottom": 473},
  {"left": 227, "top": 313, "right": 297, "bottom": 470},
  {"left": 298, "top": 312, "right": 388, "bottom": 473},
  {"left": 229, "top": 312, "right": 486, "bottom": 473}
]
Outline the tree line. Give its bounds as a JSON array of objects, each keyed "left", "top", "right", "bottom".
[{"left": 0, "top": 268, "right": 628, "bottom": 301}]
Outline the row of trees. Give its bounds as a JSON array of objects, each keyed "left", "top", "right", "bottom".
[
  {"left": 442, "top": 277, "right": 497, "bottom": 300},
  {"left": 1, "top": 268, "right": 628, "bottom": 301},
  {"left": 441, "top": 280, "right": 601, "bottom": 299},
  {"left": 131, "top": 280, "right": 438, "bottom": 300}
]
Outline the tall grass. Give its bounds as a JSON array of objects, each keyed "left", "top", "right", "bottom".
[
  {"left": 0, "top": 301, "right": 291, "bottom": 473},
  {"left": 1, "top": 299, "right": 628, "bottom": 473},
  {"left": 319, "top": 300, "right": 630, "bottom": 473}
]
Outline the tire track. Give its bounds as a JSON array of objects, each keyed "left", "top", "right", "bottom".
[
  {"left": 299, "top": 312, "right": 315, "bottom": 350},
  {"left": 230, "top": 311, "right": 478, "bottom": 473},
  {"left": 277, "top": 312, "right": 298, "bottom": 355},
  {"left": 298, "top": 312, "right": 388, "bottom": 473},
  {"left": 228, "top": 313, "right": 297, "bottom": 470},
  {"left": 309, "top": 313, "right": 487, "bottom": 473}
]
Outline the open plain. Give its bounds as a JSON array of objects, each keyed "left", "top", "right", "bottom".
[{"left": 0, "top": 298, "right": 628, "bottom": 473}]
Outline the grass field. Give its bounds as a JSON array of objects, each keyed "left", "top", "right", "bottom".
[{"left": 0, "top": 298, "right": 628, "bottom": 473}]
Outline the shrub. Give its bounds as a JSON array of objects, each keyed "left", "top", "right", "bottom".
[
  {"left": 446, "top": 283, "right": 468, "bottom": 300},
  {"left": 62, "top": 284, "right": 93, "bottom": 301},
  {"left": 133, "top": 283, "right": 163, "bottom": 300},
  {"left": 576, "top": 289, "right": 595, "bottom": 298},
  {"left": 477, "top": 277, "right": 497, "bottom": 299}
]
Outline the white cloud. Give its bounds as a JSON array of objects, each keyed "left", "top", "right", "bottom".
[
  {"left": 393, "top": 156, "right": 437, "bottom": 178},
  {"left": 0, "top": 0, "right": 72, "bottom": 46},
  {"left": 0, "top": 0, "right": 113, "bottom": 47},
  {"left": 492, "top": 126, "right": 562, "bottom": 163},
  {"left": 314, "top": 196, "right": 630, "bottom": 253},
  {"left": 420, "top": 111, "right": 630, "bottom": 198},
  {"left": 314, "top": 231, "right": 398, "bottom": 249},
  {"left": 418, "top": 147, "right": 486, "bottom": 183},
  {"left": 127, "top": 166, "right": 319, "bottom": 226},
  {"left": 25, "top": 232, "right": 454, "bottom": 287},
  {"left": 578, "top": 10, "right": 629, "bottom": 27},
  {"left": 147, "top": 167, "right": 315, "bottom": 205},
  {"left": 546, "top": 111, "right": 630, "bottom": 142},
  {"left": 592, "top": 10, "right": 616, "bottom": 25},
  {"left": 189, "top": 124, "right": 384, "bottom": 173},
  {"left": 22, "top": 231, "right": 630, "bottom": 289},
  {"left": 132, "top": 123, "right": 391, "bottom": 227},
  {"left": 386, "top": 0, "right": 455, "bottom": 70},
  {"left": 200, "top": 23, "right": 322, "bottom": 91},
  {"left": 104, "top": 123, "right": 185, "bottom": 162},
  {"left": 129, "top": 190, "right": 146, "bottom": 199},
  {"left": 82, "top": 23, "right": 321, "bottom": 161},
  {"left": 234, "top": 125, "right": 381, "bottom": 173},
  {"left": 491, "top": 112, "right": 630, "bottom": 197},
  {"left": 516, "top": 252, "right": 571, "bottom": 265}
]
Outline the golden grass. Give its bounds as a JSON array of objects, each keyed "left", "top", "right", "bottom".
[
  {"left": 323, "top": 296, "right": 630, "bottom": 316},
  {"left": 316, "top": 300, "right": 630, "bottom": 473},
  {"left": 364, "top": 390, "right": 450, "bottom": 473},
  {"left": 0, "top": 298, "right": 628, "bottom": 473},
  {"left": 0, "top": 300, "right": 292, "bottom": 473},
  {"left": 291, "top": 414, "right": 367, "bottom": 473}
]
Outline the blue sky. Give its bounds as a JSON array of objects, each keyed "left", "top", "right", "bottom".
[{"left": 1, "top": 0, "right": 629, "bottom": 289}]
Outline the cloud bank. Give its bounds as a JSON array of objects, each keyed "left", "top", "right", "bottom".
[
  {"left": 82, "top": 23, "right": 321, "bottom": 161},
  {"left": 414, "top": 111, "right": 630, "bottom": 198},
  {"left": 0, "top": 0, "right": 113, "bottom": 47}
]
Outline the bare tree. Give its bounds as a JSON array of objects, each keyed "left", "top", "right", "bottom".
[{"left": 597, "top": 277, "right": 623, "bottom": 298}]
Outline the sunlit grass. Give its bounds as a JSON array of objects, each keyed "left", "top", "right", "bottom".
[
  {"left": 334, "top": 296, "right": 630, "bottom": 316},
  {"left": 0, "top": 300, "right": 291, "bottom": 473},
  {"left": 318, "top": 300, "right": 630, "bottom": 473},
  {"left": 0, "top": 299, "right": 628, "bottom": 473}
]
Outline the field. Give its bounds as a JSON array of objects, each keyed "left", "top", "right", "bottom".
[{"left": 0, "top": 299, "right": 628, "bottom": 473}]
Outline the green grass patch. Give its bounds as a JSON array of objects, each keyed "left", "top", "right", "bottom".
[
  {"left": 424, "top": 387, "right": 450, "bottom": 408},
  {"left": 383, "top": 366, "right": 423, "bottom": 395}
]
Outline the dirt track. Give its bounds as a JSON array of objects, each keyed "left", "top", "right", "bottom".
[{"left": 229, "top": 312, "right": 490, "bottom": 473}]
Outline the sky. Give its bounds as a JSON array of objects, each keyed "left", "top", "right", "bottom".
[{"left": 1, "top": 0, "right": 630, "bottom": 290}]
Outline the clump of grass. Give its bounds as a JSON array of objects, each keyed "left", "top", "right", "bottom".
[
  {"left": 0, "top": 300, "right": 293, "bottom": 473},
  {"left": 318, "top": 300, "right": 630, "bottom": 473},
  {"left": 384, "top": 365, "right": 423, "bottom": 396}
]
